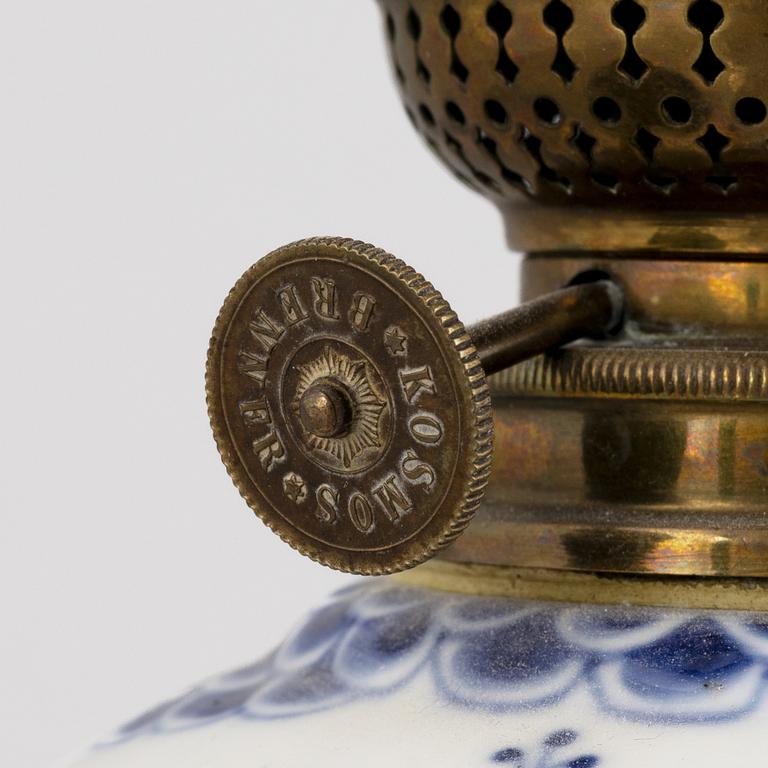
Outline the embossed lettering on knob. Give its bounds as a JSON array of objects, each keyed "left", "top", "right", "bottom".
[{"left": 206, "top": 238, "right": 493, "bottom": 574}]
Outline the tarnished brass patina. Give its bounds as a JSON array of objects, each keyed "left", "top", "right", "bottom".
[
  {"left": 207, "top": 238, "right": 493, "bottom": 574},
  {"left": 448, "top": 256, "right": 768, "bottom": 577},
  {"left": 207, "top": 238, "right": 621, "bottom": 574},
  {"left": 367, "top": 0, "right": 768, "bottom": 583},
  {"left": 208, "top": 0, "right": 768, "bottom": 589}
]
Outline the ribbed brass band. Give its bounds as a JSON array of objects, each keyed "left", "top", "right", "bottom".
[
  {"left": 396, "top": 561, "right": 768, "bottom": 611},
  {"left": 503, "top": 205, "right": 768, "bottom": 256},
  {"left": 490, "top": 347, "right": 768, "bottom": 401}
]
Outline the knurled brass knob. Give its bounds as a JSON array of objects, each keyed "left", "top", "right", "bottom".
[{"left": 206, "top": 237, "right": 622, "bottom": 575}]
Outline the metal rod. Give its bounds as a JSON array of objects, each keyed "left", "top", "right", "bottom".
[{"left": 468, "top": 280, "right": 624, "bottom": 377}]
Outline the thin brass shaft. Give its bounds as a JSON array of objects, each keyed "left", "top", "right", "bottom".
[{"left": 468, "top": 280, "right": 624, "bottom": 377}]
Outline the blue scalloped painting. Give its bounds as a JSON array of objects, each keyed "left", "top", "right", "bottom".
[{"left": 103, "top": 581, "right": 768, "bottom": 764}]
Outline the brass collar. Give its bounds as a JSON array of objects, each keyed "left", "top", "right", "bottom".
[
  {"left": 436, "top": 256, "right": 768, "bottom": 581},
  {"left": 398, "top": 561, "right": 768, "bottom": 611}
]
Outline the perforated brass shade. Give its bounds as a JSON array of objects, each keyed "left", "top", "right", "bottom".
[{"left": 379, "top": 0, "right": 768, "bottom": 253}]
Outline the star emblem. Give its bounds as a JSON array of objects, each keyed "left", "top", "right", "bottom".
[
  {"left": 292, "top": 346, "right": 387, "bottom": 470},
  {"left": 384, "top": 326, "right": 408, "bottom": 356},
  {"left": 283, "top": 473, "right": 307, "bottom": 504}
]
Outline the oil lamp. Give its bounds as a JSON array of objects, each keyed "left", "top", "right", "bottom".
[{"left": 70, "top": 1, "right": 768, "bottom": 766}]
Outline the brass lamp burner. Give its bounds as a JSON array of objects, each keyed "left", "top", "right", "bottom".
[{"left": 207, "top": 0, "right": 768, "bottom": 581}]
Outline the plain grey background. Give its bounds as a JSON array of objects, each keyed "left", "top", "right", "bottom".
[{"left": 0, "top": 3, "right": 520, "bottom": 766}]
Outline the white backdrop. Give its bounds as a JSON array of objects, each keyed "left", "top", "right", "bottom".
[{"left": 0, "top": 3, "right": 519, "bottom": 766}]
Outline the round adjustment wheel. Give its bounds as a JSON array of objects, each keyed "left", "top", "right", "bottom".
[{"left": 206, "top": 238, "right": 494, "bottom": 575}]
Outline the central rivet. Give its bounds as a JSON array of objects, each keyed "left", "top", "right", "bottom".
[{"left": 299, "top": 380, "right": 354, "bottom": 438}]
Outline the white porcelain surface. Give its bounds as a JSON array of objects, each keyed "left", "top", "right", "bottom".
[{"left": 70, "top": 581, "right": 768, "bottom": 767}]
